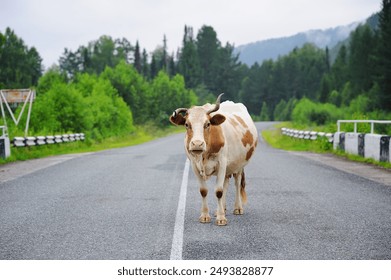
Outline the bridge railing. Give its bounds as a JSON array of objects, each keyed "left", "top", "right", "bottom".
[{"left": 337, "top": 120, "right": 391, "bottom": 134}]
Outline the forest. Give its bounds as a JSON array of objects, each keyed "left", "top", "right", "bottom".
[{"left": 1, "top": 0, "right": 390, "bottom": 139}]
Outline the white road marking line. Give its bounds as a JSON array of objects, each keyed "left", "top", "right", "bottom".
[{"left": 170, "top": 158, "right": 190, "bottom": 260}]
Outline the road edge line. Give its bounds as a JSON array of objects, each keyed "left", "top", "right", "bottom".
[{"left": 170, "top": 158, "right": 190, "bottom": 260}]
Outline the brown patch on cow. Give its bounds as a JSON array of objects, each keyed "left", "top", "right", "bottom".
[
  {"left": 200, "top": 188, "right": 208, "bottom": 197},
  {"left": 234, "top": 115, "right": 248, "bottom": 128},
  {"left": 205, "top": 125, "right": 225, "bottom": 154},
  {"left": 186, "top": 127, "right": 194, "bottom": 152},
  {"left": 246, "top": 146, "right": 255, "bottom": 161},
  {"left": 216, "top": 189, "right": 223, "bottom": 199},
  {"left": 241, "top": 130, "right": 254, "bottom": 147}
]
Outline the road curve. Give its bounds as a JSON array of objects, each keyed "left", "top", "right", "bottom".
[{"left": 0, "top": 122, "right": 390, "bottom": 259}]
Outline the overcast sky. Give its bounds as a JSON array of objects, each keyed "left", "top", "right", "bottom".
[{"left": 1, "top": 0, "right": 381, "bottom": 69}]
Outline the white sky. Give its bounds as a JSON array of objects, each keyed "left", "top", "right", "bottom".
[{"left": 0, "top": 0, "right": 381, "bottom": 69}]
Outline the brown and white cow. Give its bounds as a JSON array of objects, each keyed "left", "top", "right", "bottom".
[{"left": 170, "top": 94, "right": 258, "bottom": 226}]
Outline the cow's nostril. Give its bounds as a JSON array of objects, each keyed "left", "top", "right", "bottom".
[{"left": 191, "top": 140, "right": 204, "bottom": 149}]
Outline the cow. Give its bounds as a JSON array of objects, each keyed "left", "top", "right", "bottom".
[{"left": 169, "top": 93, "right": 258, "bottom": 226}]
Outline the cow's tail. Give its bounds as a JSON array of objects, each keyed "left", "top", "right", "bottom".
[{"left": 241, "top": 170, "right": 247, "bottom": 205}]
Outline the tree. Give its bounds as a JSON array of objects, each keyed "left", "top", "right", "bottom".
[
  {"left": 150, "top": 71, "right": 197, "bottom": 126},
  {"left": 178, "top": 25, "right": 201, "bottom": 88},
  {"left": 213, "top": 42, "right": 243, "bottom": 101},
  {"left": 376, "top": 0, "right": 391, "bottom": 110},
  {"left": 273, "top": 99, "right": 287, "bottom": 121},
  {"left": 0, "top": 27, "right": 43, "bottom": 88},
  {"left": 100, "top": 61, "right": 150, "bottom": 124},
  {"left": 259, "top": 101, "right": 270, "bottom": 121},
  {"left": 196, "top": 25, "right": 220, "bottom": 92},
  {"left": 150, "top": 54, "right": 158, "bottom": 79},
  {"left": 59, "top": 35, "right": 134, "bottom": 78},
  {"left": 133, "top": 41, "right": 142, "bottom": 73},
  {"left": 331, "top": 44, "right": 349, "bottom": 92},
  {"left": 160, "top": 35, "right": 168, "bottom": 73},
  {"left": 348, "top": 24, "right": 376, "bottom": 93},
  {"left": 141, "top": 48, "right": 150, "bottom": 79}
]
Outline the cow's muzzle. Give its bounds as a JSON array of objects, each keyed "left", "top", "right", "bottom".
[{"left": 190, "top": 140, "right": 205, "bottom": 155}]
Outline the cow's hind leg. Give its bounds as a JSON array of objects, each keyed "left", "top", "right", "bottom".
[
  {"left": 233, "top": 170, "right": 246, "bottom": 215},
  {"left": 215, "top": 176, "right": 229, "bottom": 216}
]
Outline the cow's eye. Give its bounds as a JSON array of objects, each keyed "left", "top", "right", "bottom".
[
  {"left": 185, "top": 123, "right": 190, "bottom": 129},
  {"left": 204, "top": 122, "right": 211, "bottom": 129}
]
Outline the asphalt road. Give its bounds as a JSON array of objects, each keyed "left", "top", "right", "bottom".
[{"left": 0, "top": 122, "right": 390, "bottom": 260}]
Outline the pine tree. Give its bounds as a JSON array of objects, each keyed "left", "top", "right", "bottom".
[
  {"left": 331, "top": 45, "right": 348, "bottom": 91},
  {"left": 161, "top": 35, "right": 168, "bottom": 73},
  {"left": 150, "top": 54, "right": 158, "bottom": 78},
  {"left": 348, "top": 24, "right": 376, "bottom": 93},
  {"left": 376, "top": 0, "right": 391, "bottom": 110},
  {"left": 133, "top": 41, "right": 142, "bottom": 73},
  {"left": 259, "top": 101, "right": 270, "bottom": 121},
  {"left": 196, "top": 25, "right": 220, "bottom": 91},
  {"left": 178, "top": 25, "right": 201, "bottom": 88},
  {"left": 141, "top": 48, "right": 149, "bottom": 79},
  {"left": 0, "top": 27, "right": 43, "bottom": 88}
]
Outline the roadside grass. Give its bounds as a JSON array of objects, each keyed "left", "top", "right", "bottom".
[
  {"left": 262, "top": 122, "right": 391, "bottom": 169},
  {"left": 261, "top": 122, "right": 333, "bottom": 153},
  {"left": 0, "top": 125, "right": 184, "bottom": 165}
]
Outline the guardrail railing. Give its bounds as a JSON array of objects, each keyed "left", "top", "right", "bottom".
[
  {"left": 281, "top": 128, "right": 334, "bottom": 142},
  {"left": 337, "top": 120, "right": 391, "bottom": 134},
  {"left": 12, "top": 133, "right": 85, "bottom": 147}
]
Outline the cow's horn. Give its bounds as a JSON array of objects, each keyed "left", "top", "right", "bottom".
[
  {"left": 173, "top": 108, "right": 188, "bottom": 117},
  {"left": 207, "top": 93, "right": 224, "bottom": 115}
]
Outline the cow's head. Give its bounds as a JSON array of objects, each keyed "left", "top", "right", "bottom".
[{"left": 170, "top": 94, "right": 226, "bottom": 155}]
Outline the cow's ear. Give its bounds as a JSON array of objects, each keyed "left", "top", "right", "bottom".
[
  {"left": 210, "top": 114, "right": 226, "bottom": 126},
  {"left": 170, "top": 112, "right": 186, "bottom": 126}
]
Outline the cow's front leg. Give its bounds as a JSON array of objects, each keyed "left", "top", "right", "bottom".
[
  {"left": 215, "top": 176, "right": 229, "bottom": 216},
  {"left": 215, "top": 161, "right": 228, "bottom": 226},
  {"left": 192, "top": 164, "right": 211, "bottom": 223},
  {"left": 199, "top": 185, "right": 211, "bottom": 223}
]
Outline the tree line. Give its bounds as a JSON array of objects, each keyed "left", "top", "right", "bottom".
[{"left": 1, "top": 0, "right": 390, "bottom": 138}]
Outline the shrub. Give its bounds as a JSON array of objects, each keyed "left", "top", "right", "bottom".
[{"left": 292, "top": 98, "right": 343, "bottom": 126}]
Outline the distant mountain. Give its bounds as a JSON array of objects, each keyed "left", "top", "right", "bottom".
[{"left": 235, "top": 21, "right": 362, "bottom": 66}]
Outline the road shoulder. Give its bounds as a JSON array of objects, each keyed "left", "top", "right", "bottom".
[
  {"left": 0, "top": 153, "right": 90, "bottom": 183},
  {"left": 289, "top": 151, "right": 391, "bottom": 186}
]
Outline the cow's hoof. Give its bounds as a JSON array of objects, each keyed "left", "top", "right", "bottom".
[
  {"left": 233, "top": 208, "right": 244, "bottom": 215},
  {"left": 199, "top": 214, "right": 211, "bottom": 223},
  {"left": 216, "top": 217, "right": 227, "bottom": 226}
]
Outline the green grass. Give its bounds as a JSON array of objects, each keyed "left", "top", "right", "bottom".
[
  {"left": 262, "top": 122, "right": 391, "bottom": 169},
  {"left": 0, "top": 125, "right": 184, "bottom": 165},
  {"left": 261, "top": 122, "right": 332, "bottom": 153}
]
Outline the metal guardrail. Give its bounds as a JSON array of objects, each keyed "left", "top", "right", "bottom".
[
  {"left": 337, "top": 120, "right": 391, "bottom": 134},
  {"left": 281, "top": 128, "right": 334, "bottom": 142},
  {"left": 12, "top": 133, "right": 85, "bottom": 147}
]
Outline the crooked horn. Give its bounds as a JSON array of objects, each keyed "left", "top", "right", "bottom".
[
  {"left": 207, "top": 93, "right": 224, "bottom": 115},
  {"left": 172, "top": 108, "right": 188, "bottom": 118}
]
